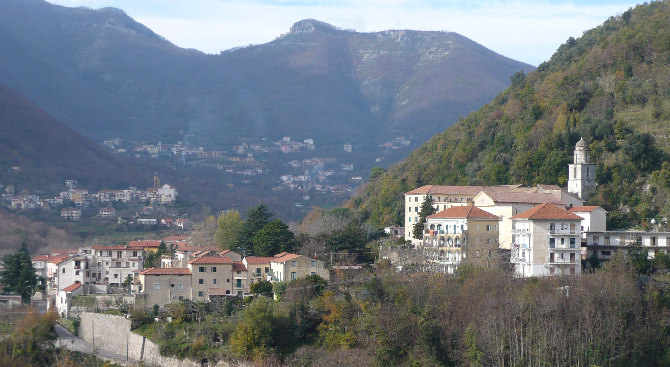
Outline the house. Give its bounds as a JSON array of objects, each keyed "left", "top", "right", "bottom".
[
  {"left": 242, "top": 256, "right": 274, "bottom": 284},
  {"left": 0, "top": 295, "right": 22, "bottom": 307},
  {"left": 511, "top": 203, "right": 583, "bottom": 277},
  {"left": 384, "top": 226, "right": 405, "bottom": 239},
  {"left": 137, "top": 218, "right": 157, "bottom": 225},
  {"left": 421, "top": 205, "right": 501, "bottom": 274},
  {"left": 98, "top": 207, "right": 116, "bottom": 217},
  {"left": 187, "top": 257, "right": 235, "bottom": 300},
  {"left": 55, "top": 257, "right": 89, "bottom": 292},
  {"left": 175, "top": 218, "right": 192, "bottom": 230},
  {"left": 270, "top": 253, "right": 330, "bottom": 282},
  {"left": 90, "top": 245, "right": 144, "bottom": 290},
  {"left": 57, "top": 282, "right": 83, "bottom": 318},
  {"left": 584, "top": 230, "right": 670, "bottom": 262},
  {"left": 567, "top": 206, "right": 607, "bottom": 234},
  {"left": 61, "top": 208, "right": 81, "bottom": 221},
  {"left": 137, "top": 268, "right": 192, "bottom": 307},
  {"left": 128, "top": 240, "right": 162, "bottom": 253}
]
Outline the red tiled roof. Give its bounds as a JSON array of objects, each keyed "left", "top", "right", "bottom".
[
  {"left": 272, "top": 253, "right": 302, "bottom": 263},
  {"left": 63, "top": 283, "right": 83, "bottom": 292},
  {"left": 427, "top": 206, "right": 500, "bottom": 220},
  {"left": 32, "top": 255, "right": 50, "bottom": 261},
  {"left": 512, "top": 203, "right": 584, "bottom": 220},
  {"left": 128, "top": 240, "right": 162, "bottom": 248},
  {"left": 48, "top": 256, "right": 70, "bottom": 265},
  {"left": 91, "top": 245, "right": 128, "bottom": 250},
  {"left": 141, "top": 268, "right": 191, "bottom": 275},
  {"left": 188, "top": 256, "right": 233, "bottom": 265},
  {"left": 232, "top": 261, "right": 247, "bottom": 272},
  {"left": 244, "top": 256, "right": 274, "bottom": 264},
  {"left": 405, "top": 185, "right": 487, "bottom": 196},
  {"left": 207, "top": 288, "right": 231, "bottom": 296},
  {"left": 568, "top": 206, "right": 604, "bottom": 213},
  {"left": 480, "top": 191, "right": 565, "bottom": 205}
]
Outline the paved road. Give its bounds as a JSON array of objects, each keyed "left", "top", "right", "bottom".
[{"left": 54, "top": 324, "right": 136, "bottom": 366}]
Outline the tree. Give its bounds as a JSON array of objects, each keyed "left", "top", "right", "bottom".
[
  {"left": 229, "top": 297, "right": 279, "bottom": 358},
  {"left": 412, "top": 197, "right": 436, "bottom": 240},
  {"left": 235, "top": 204, "right": 275, "bottom": 251},
  {"left": 253, "top": 219, "right": 296, "bottom": 256},
  {"left": 214, "top": 210, "right": 243, "bottom": 249},
  {"left": 0, "top": 242, "right": 37, "bottom": 303},
  {"left": 250, "top": 280, "right": 273, "bottom": 295}
]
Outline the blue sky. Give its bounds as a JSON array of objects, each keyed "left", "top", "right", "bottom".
[{"left": 46, "top": 0, "right": 641, "bottom": 66}]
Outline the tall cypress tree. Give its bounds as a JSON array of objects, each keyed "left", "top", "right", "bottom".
[{"left": 412, "top": 197, "right": 436, "bottom": 240}]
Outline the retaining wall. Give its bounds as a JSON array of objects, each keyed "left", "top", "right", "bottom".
[{"left": 79, "top": 312, "right": 233, "bottom": 367}]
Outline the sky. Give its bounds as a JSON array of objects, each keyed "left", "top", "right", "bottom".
[{"left": 45, "top": 0, "right": 641, "bottom": 66}]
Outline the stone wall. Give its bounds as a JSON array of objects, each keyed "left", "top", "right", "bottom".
[{"left": 79, "top": 312, "right": 234, "bottom": 367}]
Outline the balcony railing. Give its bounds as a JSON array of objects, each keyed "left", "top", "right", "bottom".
[{"left": 550, "top": 229, "right": 577, "bottom": 235}]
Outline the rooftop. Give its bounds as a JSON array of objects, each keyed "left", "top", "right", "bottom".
[
  {"left": 141, "top": 268, "right": 191, "bottom": 275},
  {"left": 427, "top": 205, "right": 500, "bottom": 220},
  {"left": 188, "top": 256, "right": 233, "bottom": 265},
  {"left": 568, "top": 206, "right": 605, "bottom": 213},
  {"left": 512, "top": 203, "right": 584, "bottom": 220},
  {"left": 62, "top": 283, "right": 83, "bottom": 292}
]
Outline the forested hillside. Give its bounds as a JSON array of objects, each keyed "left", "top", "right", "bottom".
[{"left": 351, "top": 1, "right": 670, "bottom": 230}]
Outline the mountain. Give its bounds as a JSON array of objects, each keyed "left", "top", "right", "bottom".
[
  {"left": 349, "top": 1, "right": 670, "bottom": 230},
  {"left": 0, "top": 0, "right": 533, "bottom": 153},
  {"left": 0, "top": 83, "right": 149, "bottom": 192}
]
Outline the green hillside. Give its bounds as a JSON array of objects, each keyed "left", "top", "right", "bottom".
[{"left": 351, "top": 1, "right": 670, "bottom": 230}]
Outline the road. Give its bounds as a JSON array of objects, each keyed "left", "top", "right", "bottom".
[{"left": 54, "top": 324, "right": 137, "bottom": 366}]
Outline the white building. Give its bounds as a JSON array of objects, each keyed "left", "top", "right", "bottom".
[
  {"left": 568, "top": 138, "right": 596, "bottom": 201},
  {"left": 585, "top": 231, "right": 670, "bottom": 261},
  {"left": 270, "top": 253, "right": 330, "bottom": 282},
  {"left": 511, "top": 203, "right": 583, "bottom": 277},
  {"left": 567, "top": 206, "right": 607, "bottom": 234}
]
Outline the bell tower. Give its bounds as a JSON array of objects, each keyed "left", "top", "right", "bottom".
[
  {"left": 153, "top": 173, "right": 160, "bottom": 188},
  {"left": 568, "top": 137, "right": 596, "bottom": 201}
]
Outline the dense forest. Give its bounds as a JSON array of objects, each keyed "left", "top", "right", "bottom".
[{"left": 350, "top": 1, "right": 670, "bottom": 231}]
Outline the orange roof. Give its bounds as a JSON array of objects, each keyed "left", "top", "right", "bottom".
[
  {"left": 233, "top": 261, "right": 247, "bottom": 272},
  {"left": 32, "top": 255, "right": 50, "bottom": 261},
  {"left": 568, "top": 206, "right": 604, "bottom": 213},
  {"left": 511, "top": 203, "right": 584, "bottom": 220},
  {"left": 272, "top": 253, "right": 302, "bottom": 263},
  {"left": 141, "top": 268, "right": 191, "bottom": 275},
  {"left": 244, "top": 256, "right": 274, "bottom": 264},
  {"left": 427, "top": 206, "right": 500, "bottom": 220},
  {"left": 128, "top": 240, "right": 162, "bottom": 248},
  {"left": 207, "top": 288, "right": 231, "bottom": 296},
  {"left": 91, "top": 245, "right": 128, "bottom": 250},
  {"left": 48, "top": 256, "right": 70, "bottom": 265},
  {"left": 480, "top": 191, "right": 565, "bottom": 205},
  {"left": 62, "top": 283, "right": 83, "bottom": 292},
  {"left": 406, "top": 185, "right": 487, "bottom": 196},
  {"left": 188, "top": 256, "right": 233, "bottom": 265}
]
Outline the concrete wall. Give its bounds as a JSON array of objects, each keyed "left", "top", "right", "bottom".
[{"left": 79, "top": 312, "right": 234, "bottom": 367}]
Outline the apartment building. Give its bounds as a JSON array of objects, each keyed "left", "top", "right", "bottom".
[{"left": 511, "top": 203, "right": 583, "bottom": 277}]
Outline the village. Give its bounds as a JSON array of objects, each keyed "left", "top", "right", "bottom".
[{"left": 16, "top": 137, "right": 667, "bottom": 320}]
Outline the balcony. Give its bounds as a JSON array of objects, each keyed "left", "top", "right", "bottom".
[{"left": 549, "top": 229, "right": 577, "bottom": 235}]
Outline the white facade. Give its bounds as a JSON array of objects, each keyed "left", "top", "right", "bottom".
[
  {"left": 568, "top": 138, "right": 596, "bottom": 201},
  {"left": 568, "top": 206, "right": 607, "bottom": 235},
  {"left": 511, "top": 204, "right": 583, "bottom": 277}
]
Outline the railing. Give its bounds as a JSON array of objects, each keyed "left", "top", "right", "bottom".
[{"left": 550, "top": 229, "right": 577, "bottom": 235}]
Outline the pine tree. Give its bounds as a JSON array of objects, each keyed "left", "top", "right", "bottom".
[{"left": 0, "top": 242, "right": 37, "bottom": 302}]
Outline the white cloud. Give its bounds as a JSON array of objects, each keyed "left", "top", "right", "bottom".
[{"left": 46, "top": 0, "right": 638, "bottom": 65}]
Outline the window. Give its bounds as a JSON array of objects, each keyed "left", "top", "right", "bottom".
[
  {"left": 62, "top": 268, "right": 65, "bottom": 273},
  {"left": 550, "top": 223, "right": 556, "bottom": 231},
  {"left": 291, "top": 272, "right": 297, "bottom": 281},
  {"left": 486, "top": 225, "right": 491, "bottom": 231},
  {"left": 116, "top": 262, "right": 121, "bottom": 268},
  {"left": 415, "top": 207, "right": 418, "bottom": 212},
  {"left": 409, "top": 217, "right": 411, "bottom": 222},
  {"left": 211, "top": 267, "right": 217, "bottom": 272},
  {"left": 415, "top": 197, "right": 418, "bottom": 202},
  {"left": 549, "top": 238, "right": 555, "bottom": 248},
  {"left": 198, "top": 291, "right": 203, "bottom": 297},
  {"left": 97, "top": 262, "right": 101, "bottom": 266},
  {"left": 236, "top": 279, "right": 242, "bottom": 288},
  {"left": 256, "top": 268, "right": 262, "bottom": 276},
  {"left": 311, "top": 272, "right": 316, "bottom": 275},
  {"left": 178, "top": 284, "right": 184, "bottom": 290},
  {"left": 227, "top": 278, "right": 230, "bottom": 283},
  {"left": 408, "top": 207, "right": 411, "bottom": 212},
  {"left": 199, "top": 267, "right": 205, "bottom": 273},
  {"left": 213, "top": 279, "right": 217, "bottom": 284},
  {"left": 171, "top": 283, "right": 175, "bottom": 288},
  {"left": 561, "top": 238, "right": 565, "bottom": 245},
  {"left": 265, "top": 267, "right": 269, "bottom": 274},
  {"left": 570, "top": 238, "right": 576, "bottom": 248},
  {"left": 133, "top": 251, "right": 138, "bottom": 256},
  {"left": 291, "top": 261, "right": 297, "bottom": 267},
  {"left": 113, "top": 274, "right": 118, "bottom": 279},
  {"left": 178, "top": 296, "right": 183, "bottom": 301},
  {"left": 154, "top": 283, "right": 160, "bottom": 290},
  {"left": 310, "top": 261, "right": 317, "bottom": 267},
  {"left": 601, "top": 250, "right": 611, "bottom": 256},
  {"left": 198, "top": 279, "right": 204, "bottom": 285}
]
